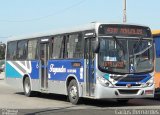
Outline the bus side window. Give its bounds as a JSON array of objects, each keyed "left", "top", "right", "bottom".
[
  {"left": 7, "top": 41, "right": 17, "bottom": 60},
  {"left": 27, "top": 39, "right": 38, "bottom": 60},
  {"left": 64, "top": 35, "right": 69, "bottom": 58},
  {"left": 13, "top": 51, "right": 17, "bottom": 60},
  {"left": 51, "top": 36, "right": 65, "bottom": 59},
  {"left": 66, "top": 33, "right": 83, "bottom": 59},
  {"left": 17, "top": 40, "right": 28, "bottom": 60}
]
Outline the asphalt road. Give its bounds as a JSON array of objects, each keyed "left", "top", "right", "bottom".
[{"left": 1, "top": 76, "right": 160, "bottom": 115}]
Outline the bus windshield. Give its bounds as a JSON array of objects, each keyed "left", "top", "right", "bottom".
[{"left": 98, "top": 37, "right": 154, "bottom": 74}]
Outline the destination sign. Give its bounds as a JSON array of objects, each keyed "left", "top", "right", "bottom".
[
  {"left": 103, "top": 61, "right": 125, "bottom": 68},
  {"left": 98, "top": 24, "right": 151, "bottom": 37}
]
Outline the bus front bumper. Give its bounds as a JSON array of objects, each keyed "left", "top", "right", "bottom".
[{"left": 94, "top": 83, "right": 154, "bottom": 99}]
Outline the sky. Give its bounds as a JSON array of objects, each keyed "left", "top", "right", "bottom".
[{"left": 0, "top": 0, "right": 160, "bottom": 43}]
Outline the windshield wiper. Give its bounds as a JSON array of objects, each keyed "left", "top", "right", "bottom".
[
  {"left": 112, "top": 36, "right": 125, "bottom": 54},
  {"left": 133, "top": 37, "right": 143, "bottom": 51},
  {"left": 130, "top": 37, "right": 152, "bottom": 58},
  {"left": 130, "top": 45, "right": 152, "bottom": 58}
]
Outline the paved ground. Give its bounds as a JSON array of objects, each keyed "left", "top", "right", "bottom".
[
  {"left": 0, "top": 72, "right": 4, "bottom": 80},
  {"left": 1, "top": 73, "right": 160, "bottom": 115}
]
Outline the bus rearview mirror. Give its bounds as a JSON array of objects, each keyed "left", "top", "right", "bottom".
[{"left": 92, "top": 41, "right": 99, "bottom": 53}]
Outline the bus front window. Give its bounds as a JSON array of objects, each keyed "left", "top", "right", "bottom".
[
  {"left": 129, "top": 39, "right": 154, "bottom": 73},
  {"left": 98, "top": 37, "right": 154, "bottom": 74},
  {"left": 98, "top": 37, "right": 129, "bottom": 74}
]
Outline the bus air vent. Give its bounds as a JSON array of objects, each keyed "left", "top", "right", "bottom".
[{"left": 118, "top": 89, "right": 139, "bottom": 94}]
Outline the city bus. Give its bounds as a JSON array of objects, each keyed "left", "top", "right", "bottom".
[
  {"left": 5, "top": 23, "right": 154, "bottom": 104},
  {"left": 152, "top": 30, "right": 160, "bottom": 97}
]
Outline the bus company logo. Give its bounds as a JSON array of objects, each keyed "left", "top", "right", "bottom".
[
  {"left": 49, "top": 64, "right": 66, "bottom": 75},
  {"left": 126, "top": 84, "right": 132, "bottom": 88}
]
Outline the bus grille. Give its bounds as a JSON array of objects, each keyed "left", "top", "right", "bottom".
[
  {"left": 115, "top": 84, "right": 141, "bottom": 87},
  {"left": 111, "top": 75, "right": 146, "bottom": 82},
  {"left": 119, "top": 76, "right": 146, "bottom": 82},
  {"left": 118, "top": 89, "right": 139, "bottom": 94}
]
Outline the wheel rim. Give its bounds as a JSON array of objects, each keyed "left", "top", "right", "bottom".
[
  {"left": 25, "top": 78, "right": 30, "bottom": 94},
  {"left": 69, "top": 85, "right": 77, "bottom": 100}
]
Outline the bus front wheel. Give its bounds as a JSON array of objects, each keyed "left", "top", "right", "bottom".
[
  {"left": 23, "top": 77, "right": 33, "bottom": 97},
  {"left": 67, "top": 79, "right": 80, "bottom": 104}
]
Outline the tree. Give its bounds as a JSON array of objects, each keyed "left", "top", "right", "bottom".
[{"left": 0, "top": 42, "right": 6, "bottom": 60}]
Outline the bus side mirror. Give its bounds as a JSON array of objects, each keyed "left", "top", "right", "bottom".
[{"left": 92, "top": 41, "right": 99, "bottom": 53}]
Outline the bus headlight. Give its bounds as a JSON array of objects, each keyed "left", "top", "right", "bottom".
[
  {"left": 142, "top": 78, "right": 154, "bottom": 87},
  {"left": 97, "top": 76, "right": 113, "bottom": 87}
]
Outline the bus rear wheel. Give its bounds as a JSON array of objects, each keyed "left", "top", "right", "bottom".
[
  {"left": 23, "top": 77, "right": 33, "bottom": 97},
  {"left": 67, "top": 79, "right": 80, "bottom": 104}
]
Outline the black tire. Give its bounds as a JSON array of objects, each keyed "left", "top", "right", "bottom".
[
  {"left": 117, "top": 99, "right": 129, "bottom": 103},
  {"left": 67, "top": 79, "right": 80, "bottom": 104},
  {"left": 23, "top": 77, "right": 34, "bottom": 97}
]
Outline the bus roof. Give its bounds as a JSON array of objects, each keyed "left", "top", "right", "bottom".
[
  {"left": 7, "top": 22, "right": 150, "bottom": 42},
  {"left": 152, "top": 30, "right": 160, "bottom": 37},
  {"left": 8, "top": 22, "right": 98, "bottom": 42}
]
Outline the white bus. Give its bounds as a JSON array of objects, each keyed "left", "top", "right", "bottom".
[{"left": 5, "top": 23, "right": 154, "bottom": 104}]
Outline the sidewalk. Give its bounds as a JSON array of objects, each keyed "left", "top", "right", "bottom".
[{"left": 0, "top": 72, "right": 5, "bottom": 80}]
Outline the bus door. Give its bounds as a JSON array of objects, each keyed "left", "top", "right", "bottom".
[
  {"left": 85, "top": 38, "right": 95, "bottom": 97},
  {"left": 40, "top": 39, "right": 49, "bottom": 91}
]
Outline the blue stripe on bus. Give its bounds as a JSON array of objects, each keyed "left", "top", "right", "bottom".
[
  {"left": 115, "top": 73, "right": 151, "bottom": 85},
  {"left": 6, "top": 62, "right": 22, "bottom": 78}
]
